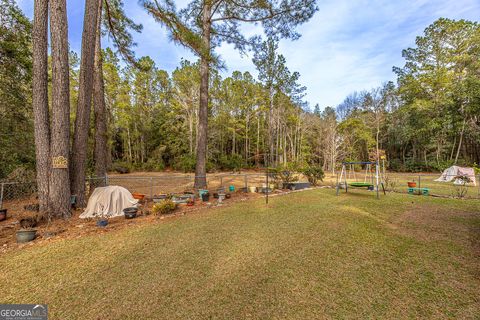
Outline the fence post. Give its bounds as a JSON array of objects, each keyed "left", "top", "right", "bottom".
[
  {"left": 418, "top": 175, "right": 421, "bottom": 190},
  {"left": 244, "top": 174, "right": 248, "bottom": 192},
  {"left": 0, "top": 182, "right": 4, "bottom": 209},
  {"left": 105, "top": 174, "right": 109, "bottom": 186},
  {"left": 150, "top": 177, "right": 153, "bottom": 199}
]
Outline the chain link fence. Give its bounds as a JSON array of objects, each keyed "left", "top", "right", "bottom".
[
  {"left": 0, "top": 181, "right": 37, "bottom": 210},
  {"left": 1, "top": 171, "right": 479, "bottom": 212}
]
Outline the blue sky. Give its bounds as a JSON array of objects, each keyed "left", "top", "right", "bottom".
[{"left": 17, "top": 0, "right": 480, "bottom": 108}]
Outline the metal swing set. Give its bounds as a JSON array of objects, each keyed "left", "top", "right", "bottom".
[{"left": 336, "top": 161, "right": 386, "bottom": 199}]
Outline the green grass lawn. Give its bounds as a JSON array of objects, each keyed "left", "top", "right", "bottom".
[{"left": 1, "top": 190, "right": 479, "bottom": 319}]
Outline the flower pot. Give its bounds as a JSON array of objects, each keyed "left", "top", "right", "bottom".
[
  {"left": 407, "top": 182, "right": 417, "bottom": 188},
  {"left": 153, "top": 194, "right": 167, "bottom": 203},
  {"left": 123, "top": 207, "right": 138, "bottom": 219},
  {"left": 249, "top": 186, "right": 257, "bottom": 193},
  {"left": 201, "top": 192, "right": 210, "bottom": 202},
  {"left": 229, "top": 185, "right": 235, "bottom": 192},
  {"left": 16, "top": 229, "right": 37, "bottom": 243},
  {"left": 0, "top": 209, "right": 7, "bottom": 222},
  {"left": 198, "top": 189, "right": 209, "bottom": 198},
  {"left": 132, "top": 193, "right": 146, "bottom": 200},
  {"left": 96, "top": 219, "right": 108, "bottom": 227}
]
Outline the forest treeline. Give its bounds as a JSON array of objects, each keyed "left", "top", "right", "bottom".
[{"left": 1, "top": 1, "right": 479, "bottom": 215}]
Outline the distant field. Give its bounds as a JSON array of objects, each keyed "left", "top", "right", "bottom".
[{"left": 1, "top": 189, "right": 479, "bottom": 319}]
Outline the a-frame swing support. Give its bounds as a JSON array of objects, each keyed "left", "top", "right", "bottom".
[{"left": 336, "top": 161, "right": 386, "bottom": 199}]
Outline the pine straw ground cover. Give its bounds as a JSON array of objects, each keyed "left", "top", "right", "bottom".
[{"left": 0, "top": 190, "right": 479, "bottom": 319}]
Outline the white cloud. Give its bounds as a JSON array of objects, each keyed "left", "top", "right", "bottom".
[{"left": 16, "top": 0, "right": 480, "bottom": 108}]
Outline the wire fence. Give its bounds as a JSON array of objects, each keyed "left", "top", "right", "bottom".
[
  {"left": 0, "top": 171, "right": 479, "bottom": 212},
  {"left": 334, "top": 172, "right": 480, "bottom": 199}
]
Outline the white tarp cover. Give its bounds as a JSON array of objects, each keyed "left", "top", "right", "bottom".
[
  {"left": 80, "top": 186, "right": 138, "bottom": 219},
  {"left": 434, "top": 166, "right": 476, "bottom": 186}
]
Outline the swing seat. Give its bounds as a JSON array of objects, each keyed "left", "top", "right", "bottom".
[{"left": 349, "top": 182, "right": 373, "bottom": 188}]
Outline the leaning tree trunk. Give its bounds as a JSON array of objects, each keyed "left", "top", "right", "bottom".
[
  {"left": 71, "top": 0, "right": 100, "bottom": 206},
  {"left": 93, "top": 0, "right": 108, "bottom": 178},
  {"left": 32, "top": 0, "right": 50, "bottom": 214},
  {"left": 49, "top": 0, "right": 71, "bottom": 218},
  {"left": 194, "top": 3, "right": 211, "bottom": 189}
]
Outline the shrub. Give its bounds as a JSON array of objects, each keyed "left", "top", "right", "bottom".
[
  {"left": 142, "top": 159, "right": 165, "bottom": 172},
  {"left": 112, "top": 161, "right": 131, "bottom": 174},
  {"left": 152, "top": 199, "right": 177, "bottom": 215},
  {"left": 302, "top": 166, "right": 325, "bottom": 186},
  {"left": 268, "top": 162, "right": 301, "bottom": 185},
  {"left": 173, "top": 155, "right": 196, "bottom": 172},
  {"left": 218, "top": 154, "right": 244, "bottom": 171}
]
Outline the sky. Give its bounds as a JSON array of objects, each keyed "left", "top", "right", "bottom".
[{"left": 17, "top": 0, "right": 480, "bottom": 109}]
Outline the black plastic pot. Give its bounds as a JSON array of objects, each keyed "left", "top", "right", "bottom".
[
  {"left": 16, "top": 229, "right": 37, "bottom": 243},
  {"left": 123, "top": 207, "right": 138, "bottom": 219},
  {"left": 0, "top": 209, "right": 6, "bottom": 222},
  {"left": 125, "top": 212, "right": 136, "bottom": 219},
  {"left": 96, "top": 219, "right": 108, "bottom": 227},
  {"left": 201, "top": 192, "right": 210, "bottom": 202}
]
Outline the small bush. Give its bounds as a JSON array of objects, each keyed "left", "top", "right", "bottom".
[
  {"left": 218, "top": 154, "right": 244, "bottom": 171},
  {"left": 302, "top": 166, "right": 325, "bottom": 186},
  {"left": 173, "top": 155, "right": 196, "bottom": 172},
  {"left": 152, "top": 199, "right": 177, "bottom": 215},
  {"left": 142, "top": 159, "right": 165, "bottom": 172},
  {"left": 268, "top": 162, "right": 301, "bottom": 185},
  {"left": 112, "top": 161, "right": 131, "bottom": 174}
]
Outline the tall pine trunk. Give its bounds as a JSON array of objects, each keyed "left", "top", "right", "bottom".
[
  {"left": 71, "top": 0, "right": 100, "bottom": 206},
  {"left": 93, "top": 0, "right": 108, "bottom": 178},
  {"left": 49, "top": 0, "right": 71, "bottom": 218},
  {"left": 194, "top": 3, "right": 211, "bottom": 189},
  {"left": 32, "top": 0, "right": 50, "bottom": 214}
]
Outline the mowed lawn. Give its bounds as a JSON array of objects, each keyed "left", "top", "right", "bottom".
[{"left": 1, "top": 190, "right": 479, "bottom": 319}]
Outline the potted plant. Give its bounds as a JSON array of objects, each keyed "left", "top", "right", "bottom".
[{"left": 16, "top": 228, "right": 37, "bottom": 243}]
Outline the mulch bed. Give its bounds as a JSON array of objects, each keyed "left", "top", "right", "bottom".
[{"left": 0, "top": 190, "right": 277, "bottom": 254}]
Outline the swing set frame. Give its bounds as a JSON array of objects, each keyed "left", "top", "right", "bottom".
[{"left": 336, "top": 161, "right": 386, "bottom": 199}]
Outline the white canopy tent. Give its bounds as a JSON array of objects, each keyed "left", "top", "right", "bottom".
[
  {"left": 80, "top": 186, "right": 138, "bottom": 219},
  {"left": 434, "top": 166, "right": 476, "bottom": 186}
]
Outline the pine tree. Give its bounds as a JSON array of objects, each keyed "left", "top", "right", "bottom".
[
  {"left": 141, "top": 0, "right": 317, "bottom": 188},
  {"left": 49, "top": 0, "right": 71, "bottom": 217}
]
